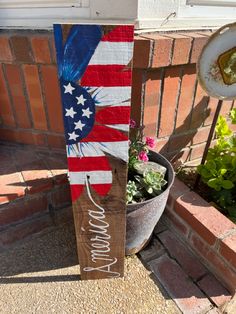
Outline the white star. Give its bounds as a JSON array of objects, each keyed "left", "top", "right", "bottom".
[
  {"left": 63, "top": 83, "right": 75, "bottom": 95},
  {"left": 68, "top": 131, "right": 79, "bottom": 141},
  {"left": 82, "top": 107, "right": 93, "bottom": 118},
  {"left": 65, "top": 107, "right": 77, "bottom": 118},
  {"left": 76, "top": 95, "right": 86, "bottom": 106},
  {"left": 74, "top": 120, "right": 85, "bottom": 131}
]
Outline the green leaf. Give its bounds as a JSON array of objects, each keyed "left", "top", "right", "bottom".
[
  {"left": 208, "top": 178, "right": 221, "bottom": 191},
  {"left": 230, "top": 108, "right": 236, "bottom": 124},
  {"left": 216, "top": 116, "right": 232, "bottom": 138},
  {"left": 221, "top": 180, "right": 234, "bottom": 190},
  {"left": 220, "top": 168, "right": 227, "bottom": 176}
]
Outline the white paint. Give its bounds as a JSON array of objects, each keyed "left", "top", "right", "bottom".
[
  {"left": 88, "top": 41, "right": 134, "bottom": 65},
  {"left": 90, "top": 0, "right": 137, "bottom": 19},
  {"left": 67, "top": 141, "right": 129, "bottom": 162},
  {"left": 179, "top": 0, "right": 236, "bottom": 18},
  {"left": 105, "top": 124, "right": 129, "bottom": 132},
  {"left": 83, "top": 177, "right": 120, "bottom": 278},
  {"left": 89, "top": 86, "right": 131, "bottom": 106},
  {"left": 187, "top": 0, "right": 236, "bottom": 6},
  {"left": 69, "top": 170, "right": 112, "bottom": 185},
  {"left": 0, "top": 0, "right": 82, "bottom": 8},
  {"left": 1, "top": 0, "right": 236, "bottom": 30}
]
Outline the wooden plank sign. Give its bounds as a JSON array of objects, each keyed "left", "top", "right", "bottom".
[{"left": 53, "top": 24, "right": 134, "bottom": 280}]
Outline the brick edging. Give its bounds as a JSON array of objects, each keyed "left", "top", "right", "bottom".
[
  {"left": 133, "top": 30, "right": 213, "bottom": 69},
  {"left": 164, "top": 178, "right": 236, "bottom": 294}
]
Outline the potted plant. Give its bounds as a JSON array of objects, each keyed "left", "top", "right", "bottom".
[{"left": 125, "top": 120, "right": 175, "bottom": 255}]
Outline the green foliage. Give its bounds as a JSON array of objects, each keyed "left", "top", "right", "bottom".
[
  {"left": 126, "top": 170, "right": 167, "bottom": 204},
  {"left": 197, "top": 109, "right": 236, "bottom": 221},
  {"left": 230, "top": 108, "right": 236, "bottom": 124},
  {"left": 126, "top": 180, "right": 142, "bottom": 204}
]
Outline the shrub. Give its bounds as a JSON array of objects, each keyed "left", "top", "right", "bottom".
[{"left": 197, "top": 108, "right": 236, "bottom": 222}]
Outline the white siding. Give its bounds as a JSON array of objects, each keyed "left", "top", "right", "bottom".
[{"left": 187, "top": 0, "right": 236, "bottom": 6}]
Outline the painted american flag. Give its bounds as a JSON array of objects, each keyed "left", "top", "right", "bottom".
[{"left": 53, "top": 25, "right": 134, "bottom": 201}]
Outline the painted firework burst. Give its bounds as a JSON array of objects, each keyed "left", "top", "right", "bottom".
[{"left": 54, "top": 24, "right": 134, "bottom": 201}]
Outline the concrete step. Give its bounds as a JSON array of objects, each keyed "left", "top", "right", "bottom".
[{"left": 0, "top": 142, "right": 72, "bottom": 249}]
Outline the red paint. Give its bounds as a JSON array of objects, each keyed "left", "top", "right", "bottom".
[
  {"left": 81, "top": 65, "right": 132, "bottom": 87},
  {"left": 96, "top": 106, "right": 130, "bottom": 124}
]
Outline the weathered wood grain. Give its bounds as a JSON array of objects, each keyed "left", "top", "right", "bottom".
[{"left": 54, "top": 23, "right": 134, "bottom": 280}]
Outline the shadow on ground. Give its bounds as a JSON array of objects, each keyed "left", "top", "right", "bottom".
[{"left": 0, "top": 223, "right": 80, "bottom": 283}]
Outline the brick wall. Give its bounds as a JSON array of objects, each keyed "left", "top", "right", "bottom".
[
  {"left": 132, "top": 31, "right": 236, "bottom": 165},
  {"left": 0, "top": 30, "right": 235, "bottom": 163}
]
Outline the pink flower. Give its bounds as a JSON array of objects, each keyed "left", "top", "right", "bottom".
[
  {"left": 129, "top": 119, "right": 136, "bottom": 128},
  {"left": 138, "top": 151, "right": 148, "bottom": 162},
  {"left": 145, "top": 137, "right": 156, "bottom": 149}
]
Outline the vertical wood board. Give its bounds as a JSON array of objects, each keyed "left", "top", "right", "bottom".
[{"left": 53, "top": 24, "right": 134, "bottom": 280}]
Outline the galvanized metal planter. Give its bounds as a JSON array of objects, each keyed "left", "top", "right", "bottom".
[{"left": 125, "top": 151, "right": 175, "bottom": 255}]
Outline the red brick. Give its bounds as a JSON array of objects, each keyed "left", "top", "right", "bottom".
[
  {"left": 175, "top": 191, "right": 236, "bottom": 245},
  {"left": 49, "top": 36, "right": 57, "bottom": 64},
  {"left": 4, "top": 64, "right": 31, "bottom": 129},
  {"left": 169, "top": 149, "right": 191, "bottom": 165},
  {"left": 168, "top": 133, "right": 192, "bottom": 152},
  {"left": 143, "top": 70, "right": 161, "bottom": 137},
  {"left": 41, "top": 65, "right": 64, "bottom": 133},
  {"left": 47, "top": 134, "right": 66, "bottom": 149},
  {"left": 51, "top": 185, "right": 71, "bottom": 209},
  {"left": 192, "top": 127, "right": 210, "bottom": 145},
  {"left": 190, "top": 143, "right": 205, "bottom": 161},
  {"left": 191, "top": 82, "right": 210, "bottom": 129},
  {"left": 23, "top": 64, "right": 48, "bottom": 130},
  {"left": 220, "top": 100, "right": 234, "bottom": 118},
  {"left": 10, "top": 36, "right": 33, "bottom": 63},
  {"left": 0, "top": 214, "right": 52, "bottom": 246},
  {"left": 230, "top": 123, "right": 236, "bottom": 132},
  {"left": 0, "top": 128, "right": 36, "bottom": 146},
  {"left": 198, "top": 273, "right": 231, "bottom": 307},
  {"left": 44, "top": 155, "right": 67, "bottom": 185},
  {"left": 220, "top": 233, "right": 236, "bottom": 269},
  {"left": 153, "top": 219, "right": 168, "bottom": 234},
  {"left": 158, "top": 230, "right": 207, "bottom": 280},
  {"left": 31, "top": 36, "right": 51, "bottom": 63},
  {"left": 0, "top": 128, "right": 17, "bottom": 143},
  {"left": 143, "top": 34, "right": 173, "bottom": 68},
  {"left": 190, "top": 234, "right": 236, "bottom": 293},
  {"left": 204, "top": 97, "right": 219, "bottom": 126},
  {"left": 165, "top": 34, "right": 192, "bottom": 65},
  {"left": 139, "top": 237, "right": 166, "bottom": 263},
  {"left": 21, "top": 160, "right": 53, "bottom": 194},
  {"left": 175, "top": 64, "right": 197, "bottom": 132},
  {"left": 0, "top": 37, "right": 13, "bottom": 61},
  {"left": 17, "top": 130, "right": 35, "bottom": 145},
  {"left": 159, "top": 67, "right": 181, "bottom": 137},
  {"left": 13, "top": 148, "right": 37, "bottom": 168},
  {"left": 149, "top": 255, "right": 212, "bottom": 314},
  {"left": 184, "top": 33, "right": 208, "bottom": 64},
  {"left": 0, "top": 65, "right": 15, "bottom": 127},
  {"left": 0, "top": 166, "right": 26, "bottom": 205},
  {"left": 169, "top": 177, "right": 190, "bottom": 201},
  {"left": 33, "top": 133, "right": 48, "bottom": 146},
  {"left": 164, "top": 208, "right": 189, "bottom": 237},
  {"left": 0, "top": 194, "right": 48, "bottom": 226},
  {"left": 131, "top": 69, "right": 143, "bottom": 125},
  {"left": 155, "top": 138, "right": 168, "bottom": 154},
  {"left": 133, "top": 36, "right": 152, "bottom": 68}
]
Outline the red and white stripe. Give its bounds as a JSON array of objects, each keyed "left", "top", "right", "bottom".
[{"left": 68, "top": 25, "right": 134, "bottom": 201}]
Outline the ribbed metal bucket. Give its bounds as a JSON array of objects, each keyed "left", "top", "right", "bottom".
[{"left": 125, "top": 151, "right": 175, "bottom": 255}]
